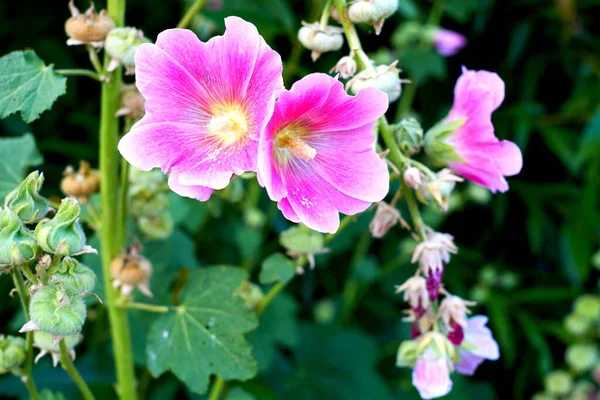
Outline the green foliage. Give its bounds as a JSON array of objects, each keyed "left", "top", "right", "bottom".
[
  {"left": 0, "top": 50, "right": 66, "bottom": 123},
  {"left": 0, "top": 134, "right": 43, "bottom": 199},
  {"left": 259, "top": 253, "right": 295, "bottom": 285}
]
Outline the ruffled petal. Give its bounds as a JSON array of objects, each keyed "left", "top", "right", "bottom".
[
  {"left": 167, "top": 173, "right": 213, "bottom": 201},
  {"left": 277, "top": 197, "right": 301, "bottom": 223},
  {"left": 470, "top": 140, "right": 523, "bottom": 177},
  {"left": 454, "top": 67, "right": 505, "bottom": 113},
  {"left": 455, "top": 351, "right": 485, "bottom": 376},
  {"left": 448, "top": 153, "right": 508, "bottom": 193}
]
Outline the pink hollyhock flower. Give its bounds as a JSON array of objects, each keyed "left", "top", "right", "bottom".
[
  {"left": 118, "top": 17, "right": 283, "bottom": 200},
  {"left": 257, "top": 73, "right": 389, "bottom": 233},
  {"left": 427, "top": 67, "right": 523, "bottom": 193},
  {"left": 433, "top": 29, "right": 467, "bottom": 57},
  {"left": 455, "top": 315, "right": 500, "bottom": 375},
  {"left": 412, "top": 349, "right": 453, "bottom": 399}
]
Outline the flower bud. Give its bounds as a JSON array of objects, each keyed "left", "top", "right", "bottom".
[
  {"left": 348, "top": 0, "right": 398, "bottom": 35},
  {"left": 330, "top": 55, "right": 357, "bottom": 79},
  {"left": 396, "top": 339, "right": 418, "bottom": 367},
  {"left": 47, "top": 257, "right": 96, "bottom": 294},
  {"left": 115, "top": 84, "right": 146, "bottom": 120},
  {"left": 438, "top": 295, "right": 475, "bottom": 330},
  {"left": 26, "top": 286, "right": 87, "bottom": 337},
  {"left": 544, "top": 370, "right": 573, "bottom": 396},
  {"left": 138, "top": 213, "right": 174, "bottom": 240},
  {"left": 130, "top": 195, "right": 169, "bottom": 217},
  {"left": 60, "top": 161, "right": 100, "bottom": 204},
  {"left": 349, "top": 62, "right": 402, "bottom": 103},
  {"left": 393, "top": 118, "right": 423, "bottom": 155},
  {"left": 369, "top": 202, "right": 404, "bottom": 239},
  {"left": 564, "top": 313, "right": 590, "bottom": 337},
  {"left": 573, "top": 295, "right": 600, "bottom": 321},
  {"left": 395, "top": 276, "right": 429, "bottom": 316},
  {"left": 403, "top": 167, "right": 422, "bottom": 190},
  {"left": 433, "top": 29, "right": 467, "bottom": 57},
  {"left": 65, "top": 0, "right": 115, "bottom": 47},
  {"left": 4, "top": 171, "right": 49, "bottom": 224},
  {"left": 0, "top": 208, "right": 39, "bottom": 266},
  {"left": 423, "top": 118, "right": 467, "bottom": 167},
  {"left": 34, "top": 198, "right": 92, "bottom": 257},
  {"left": 0, "top": 335, "right": 26, "bottom": 374},
  {"left": 111, "top": 251, "right": 153, "bottom": 297},
  {"left": 416, "top": 169, "right": 463, "bottom": 212},
  {"left": 280, "top": 225, "right": 329, "bottom": 270},
  {"left": 236, "top": 281, "right": 264, "bottom": 310},
  {"left": 566, "top": 343, "right": 599, "bottom": 373},
  {"left": 298, "top": 22, "right": 344, "bottom": 61},
  {"left": 33, "top": 331, "right": 82, "bottom": 367},
  {"left": 105, "top": 27, "right": 151, "bottom": 73}
]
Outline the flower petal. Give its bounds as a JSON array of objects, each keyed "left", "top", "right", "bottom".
[
  {"left": 454, "top": 67, "right": 505, "bottom": 112},
  {"left": 471, "top": 140, "right": 523, "bottom": 177},
  {"left": 455, "top": 351, "right": 485, "bottom": 376},
  {"left": 448, "top": 153, "right": 508, "bottom": 193},
  {"left": 277, "top": 197, "right": 301, "bottom": 223},
  {"left": 167, "top": 172, "right": 213, "bottom": 201}
]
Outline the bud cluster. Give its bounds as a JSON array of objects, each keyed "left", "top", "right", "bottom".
[
  {"left": 128, "top": 167, "right": 174, "bottom": 240},
  {"left": 348, "top": 0, "right": 399, "bottom": 35},
  {"left": 0, "top": 172, "right": 98, "bottom": 365}
]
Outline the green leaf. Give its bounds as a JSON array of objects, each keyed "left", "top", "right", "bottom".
[
  {"left": 259, "top": 253, "right": 295, "bottom": 285},
  {"left": 0, "top": 50, "right": 66, "bottom": 122},
  {"left": 146, "top": 266, "right": 258, "bottom": 394},
  {"left": 248, "top": 292, "right": 298, "bottom": 371},
  {"left": 283, "top": 324, "right": 393, "bottom": 400},
  {"left": 398, "top": 48, "right": 446, "bottom": 83},
  {"left": 486, "top": 296, "right": 516, "bottom": 367},
  {"left": 0, "top": 133, "right": 43, "bottom": 199},
  {"left": 225, "top": 387, "right": 256, "bottom": 400}
]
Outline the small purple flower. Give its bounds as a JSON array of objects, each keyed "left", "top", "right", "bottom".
[
  {"left": 455, "top": 315, "right": 500, "bottom": 375},
  {"left": 412, "top": 349, "right": 453, "bottom": 399},
  {"left": 434, "top": 29, "right": 467, "bottom": 57}
]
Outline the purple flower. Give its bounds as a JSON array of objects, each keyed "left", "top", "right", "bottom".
[
  {"left": 434, "top": 29, "right": 467, "bottom": 57},
  {"left": 118, "top": 17, "right": 284, "bottom": 200},
  {"left": 257, "top": 73, "right": 390, "bottom": 233},
  {"left": 412, "top": 349, "right": 453, "bottom": 399},
  {"left": 455, "top": 315, "right": 500, "bottom": 375}
]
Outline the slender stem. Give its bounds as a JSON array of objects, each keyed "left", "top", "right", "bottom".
[
  {"left": 99, "top": 1, "right": 137, "bottom": 399},
  {"left": 319, "top": 0, "right": 333, "bottom": 29},
  {"left": 59, "top": 340, "right": 95, "bottom": 400},
  {"left": 119, "top": 302, "right": 171, "bottom": 313},
  {"left": 87, "top": 46, "right": 104, "bottom": 75},
  {"left": 324, "top": 214, "right": 354, "bottom": 244},
  {"left": 255, "top": 282, "right": 286, "bottom": 315},
  {"left": 177, "top": 0, "right": 206, "bottom": 29},
  {"left": 427, "top": 0, "right": 446, "bottom": 26},
  {"left": 20, "top": 263, "right": 38, "bottom": 284},
  {"left": 208, "top": 376, "right": 226, "bottom": 400},
  {"left": 56, "top": 69, "right": 102, "bottom": 81},
  {"left": 332, "top": 0, "right": 374, "bottom": 73},
  {"left": 12, "top": 270, "right": 40, "bottom": 400},
  {"left": 395, "top": 79, "right": 417, "bottom": 120}
]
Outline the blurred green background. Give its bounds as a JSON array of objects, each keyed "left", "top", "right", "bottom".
[{"left": 1, "top": 0, "right": 599, "bottom": 399}]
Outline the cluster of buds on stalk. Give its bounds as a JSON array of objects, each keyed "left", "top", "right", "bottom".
[
  {"left": 0, "top": 172, "right": 99, "bottom": 367},
  {"left": 128, "top": 167, "right": 174, "bottom": 240}
]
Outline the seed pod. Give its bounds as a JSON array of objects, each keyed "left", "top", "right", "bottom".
[
  {"left": 27, "top": 286, "right": 87, "bottom": 337},
  {"left": 47, "top": 257, "right": 96, "bottom": 294},
  {"left": 0, "top": 208, "right": 39, "bottom": 267},
  {"left": 115, "top": 84, "right": 146, "bottom": 120},
  {"left": 60, "top": 161, "right": 100, "bottom": 204},
  {"left": 111, "top": 250, "right": 153, "bottom": 297},
  {"left": 298, "top": 22, "right": 344, "bottom": 61},
  {"left": 138, "top": 212, "right": 174, "bottom": 241},
  {"left": 348, "top": 0, "right": 398, "bottom": 35},
  {"left": 65, "top": 1, "right": 115, "bottom": 47},
  {"left": 4, "top": 171, "right": 49, "bottom": 224},
  {"left": 349, "top": 62, "right": 402, "bottom": 103}
]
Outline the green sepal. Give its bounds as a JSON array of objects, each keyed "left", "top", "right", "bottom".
[
  {"left": 0, "top": 207, "right": 39, "bottom": 266},
  {"left": 46, "top": 257, "right": 96, "bottom": 294},
  {"left": 396, "top": 340, "right": 418, "bottom": 368},
  {"left": 423, "top": 117, "right": 467, "bottom": 166},
  {"left": 4, "top": 171, "right": 49, "bottom": 223},
  {"left": 34, "top": 198, "right": 88, "bottom": 257}
]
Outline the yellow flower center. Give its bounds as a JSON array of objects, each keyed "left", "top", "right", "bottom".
[
  {"left": 275, "top": 126, "right": 317, "bottom": 162},
  {"left": 207, "top": 104, "right": 248, "bottom": 146}
]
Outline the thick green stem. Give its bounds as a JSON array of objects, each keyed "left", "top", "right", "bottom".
[
  {"left": 99, "top": 1, "right": 136, "bottom": 399},
  {"left": 177, "top": 0, "right": 206, "bottom": 29},
  {"left": 395, "top": 78, "right": 417, "bottom": 120},
  {"left": 11, "top": 270, "right": 40, "bottom": 400},
  {"left": 56, "top": 69, "right": 102, "bottom": 81},
  {"left": 59, "top": 340, "right": 95, "bottom": 400}
]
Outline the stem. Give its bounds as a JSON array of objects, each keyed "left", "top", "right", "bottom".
[
  {"left": 395, "top": 79, "right": 417, "bottom": 120},
  {"left": 86, "top": 203, "right": 101, "bottom": 229},
  {"left": 255, "top": 282, "right": 286, "bottom": 315},
  {"left": 208, "top": 376, "right": 226, "bottom": 400},
  {"left": 56, "top": 69, "right": 102, "bottom": 81},
  {"left": 87, "top": 46, "right": 104, "bottom": 76},
  {"left": 119, "top": 302, "right": 171, "bottom": 313},
  {"left": 117, "top": 118, "right": 133, "bottom": 247},
  {"left": 319, "top": 0, "right": 333, "bottom": 29},
  {"left": 332, "top": 0, "right": 374, "bottom": 73},
  {"left": 99, "top": 1, "right": 136, "bottom": 399},
  {"left": 59, "top": 340, "right": 95, "bottom": 400},
  {"left": 427, "top": 0, "right": 446, "bottom": 26},
  {"left": 11, "top": 270, "right": 40, "bottom": 400},
  {"left": 20, "top": 263, "right": 38, "bottom": 284},
  {"left": 177, "top": 0, "right": 206, "bottom": 29},
  {"left": 324, "top": 214, "right": 354, "bottom": 244}
]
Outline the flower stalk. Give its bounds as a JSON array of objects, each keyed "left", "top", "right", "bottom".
[
  {"left": 177, "top": 0, "right": 206, "bottom": 29},
  {"left": 59, "top": 340, "right": 95, "bottom": 400}
]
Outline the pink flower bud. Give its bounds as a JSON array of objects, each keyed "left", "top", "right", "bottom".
[
  {"left": 404, "top": 167, "right": 422, "bottom": 189},
  {"left": 330, "top": 55, "right": 357, "bottom": 79},
  {"left": 370, "top": 202, "right": 402, "bottom": 238},
  {"left": 412, "top": 349, "right": 453, "bottom": 399},
  {"left": 433, "top": 29, "right": 467, "bottom": 57}
]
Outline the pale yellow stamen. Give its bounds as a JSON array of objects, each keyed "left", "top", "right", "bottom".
[
  {"left": 275, "top": 127, "right": 316, "bottom": 162},
  {"left": 207, "top": 105, "right": 248, "bottom": 146}
]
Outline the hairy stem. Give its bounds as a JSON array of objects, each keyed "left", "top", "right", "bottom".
[
  {"left": 56, "top": 69, "right": 102, "bottom": 81},
  {"left": 59, "top": 340, "right": 96, "bottom": 400},
  {"left": 11, "top": 270, "right": 39, "bottom": 400},
  {"left": 177, "top": 0, "right": 206, "bottom": 29},
  {"left": 99, "top": 1, "right": 137, "bottom": 399}
]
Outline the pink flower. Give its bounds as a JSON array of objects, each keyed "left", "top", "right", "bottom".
[
  {"left": 455, "top": 315, "right": 500, "bottom": 375},
  {"left": 412, "top": 349, "right": 453, "bottom": 399},
  {"left": 118, "top": 17, "right": 283, "bottom": 200},
  {"left": 257, "top": 73, "right": 389, "bottom": 233},
  {"left": 434, "top": 29, "right": 467, "bottom": 57},
  {"left": 444, "top": 67, "right": 522, "bottom": 193}
]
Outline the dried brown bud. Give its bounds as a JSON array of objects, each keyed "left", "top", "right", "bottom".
[
  {"left": 65, "top": 1, "right": 115, "bottom": 47},
  {"left": 60, "top": 161, "right": 100, "bottom": 203},
  {"left": 110, "top": 247, "right": 153, "bottom": 298},
  {"left": 115, "top": 84, "right": 145, "bottom": 120}
]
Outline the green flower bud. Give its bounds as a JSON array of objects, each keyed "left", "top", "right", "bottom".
[
  {"left": 565, "top": 343, "right": 599, "bottom": 373},
  {"left": 544, "top": 370, "right": 573, "bottom": 396},
  {"left": 280, "top": 225, "right": 324, "bottom": 255},
  {"left": 28, "top": 286, "right": 87, "bottom": 336},
  {"left": 573, "top": 295, "right": 600, "bottom": 321},
  {"left": 423, "top": 118, "right": 467, "bottom": 167},
  {"left": 131, "top": 195, "right": 169, "bottom": 217},
  {"left": 313, "top": 299, "right": 336, "bottom": 324},
  {"left": 129, "top": 167, "right": 166, "bottom": 197},
  {"left": 396, "top": 340, "right": 418, "bottom": 368},
  {"left": 138, "top": 212, "right": 174, "bottom": 240},
  {"left": 34, "top": 198, "right": 91, "bottom": 257},
  {"left": 236, "top": 281, "right": 264, "bottom": 310},
  {"left": 105, "top": 27, "right": 150, "bottom": 71},
  {"left": 4, "top": 171, "right": 49, "bottom": 223},
  {"left": 0, "top": 335, "right": 26, "bottom": 374},
  {"left": 47, "top": 257, "right": 96, "bottom": 294},
  {"left": 0, "top": 208, "right": 39, "bottom": 266},
  {"left": 478, "top": 265, "right": 497, "bottom": 286},
  {"left": 564, "top": 313, "right": 590, "bottom": 337},
  {"left": 393, "top": 118, "right": 423, "bottom": 155},
  {"left": 33, "top": 331, "right": 81, "bottom": 367}
]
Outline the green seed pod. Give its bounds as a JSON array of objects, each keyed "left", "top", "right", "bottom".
[
  {"left": 138, "top": 212, "right": 174, "bottom": 240},
  {"left": 544, "top": 370, "right": 573, "bottom": 396},
  {"left": 47, "top": 257, "right": 96, "bottom": 294},
  {"left": 4, "top": 171, "right": 49, "bottom": 223},
  {"left": 129, "top": 167, "right": 166, "bottom": 197},
  {"left": 280, "top": 225, "right": 324, "bottom": 255},
  {"left": 573, "top": 295, "right": 600, "bottom": 321},
  {"left": 0, "top": 335, "right": 26, "bottom": 374},
  {"left": 0, "top": 208, "right": 39, "bottom": 266},
  {"left": 29, "top": 286, "right": 87, "bottom": 336},
  {"left": 565, "top": 343, "right": 599, "bottom": 373},
  {"left": 33, "top": 331, "right": 82, "bottom": 367},
  {"left": 130, "top": 194, "right": 169, "bottom": 217},
  {"left": 34, "top": 198, "right": 89, "bottom": 257},
  {"left": 105, "top": 27, "right": 150, "bottom": 68}
]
